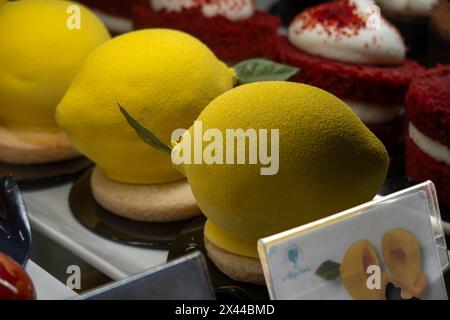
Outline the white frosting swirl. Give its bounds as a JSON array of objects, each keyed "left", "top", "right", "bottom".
[
  {"left": 376, "top": 0, "right": 439, "bottom": 13},
  {"left": 288, "top": 0, "right": 406, "bottom": 65},
  {"left": 150, "top": 0, "right": 255, "bottom": 21}
]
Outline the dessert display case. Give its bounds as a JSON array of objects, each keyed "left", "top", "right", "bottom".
[{"left": 0, "top": 0, "right": 449, "bottom": 302}]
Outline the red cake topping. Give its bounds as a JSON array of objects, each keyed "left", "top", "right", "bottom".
[
  {"left": 406, "top": 65, "right": 450, "bottom": 147},
  {"left": 268, "top": 36, "right": 424, "bottom": 105},
  {"left": 132, "top": 1, "right": 279, "bottom": 61},
  {"left": 292, "top": 0, "right": 366, "bottom": 37}
]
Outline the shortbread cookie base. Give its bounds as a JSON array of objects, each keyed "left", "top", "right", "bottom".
[
  {"left": 91, "top": 166, "right": 201, "bottom": 222},
  {"left": 205, "top": 237, "right": 265, "bottom": 285},
  {"left": 0, "top": 126, "right": 80, "bottom": 165}
]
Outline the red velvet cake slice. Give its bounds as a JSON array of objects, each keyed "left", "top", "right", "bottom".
[
  {"left": 270, "top": 0, "right": 425, "bottom": 148},
  {"left": 132, "top": 0, "right": 280, "bottom": 62},
  {"left": 405, "top": 65, "right": 450, "bottom": 204}
]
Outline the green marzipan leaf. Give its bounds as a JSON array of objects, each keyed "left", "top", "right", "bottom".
[
  {"left": 315, "top": 260, "right": 341, "bottom": 281},
  {"left": 118, "top": 102, "right": 172, "bottom": 155},
  {"left": 234, "top": 58, "right": 299, "bottom": 84}
]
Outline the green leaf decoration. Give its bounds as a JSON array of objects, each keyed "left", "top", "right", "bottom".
[
  {"left": 234, "top": 59, "right": 299, "bottom": 85},
  {"left": 118, "top": 102, "right": 172, "bottom": 155},
  {"left": 315, "top": 260, "right": 341, "bottom": 281}
]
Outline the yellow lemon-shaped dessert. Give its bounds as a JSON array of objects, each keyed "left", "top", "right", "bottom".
[
  {"left": 57, "top": 29, "right": 236, "bottom": 184},
  {"left": 0, "top": 0, "right": 110, "bottom": 131},
  {"left": 175, "top": 82, "right": 389, "bottom": 260}
]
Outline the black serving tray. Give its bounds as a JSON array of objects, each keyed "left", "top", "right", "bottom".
[
  {"left": 167, "top": 216, "right": 270, "bottom": 300},
  {"left": 0, "top": 157, "right": 92, "bottom": 190},
  {"left": 69, "top": 169, "right": 200, "bottom": 250},
  {"left": 0, "top": 177, "right": 31, "bottom": 266}
]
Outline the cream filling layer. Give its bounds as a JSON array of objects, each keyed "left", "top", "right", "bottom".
[
  {"left": 345, "top": 99, "right": 404, "bottom": 124},
  {"left": 409, "top": 123, "right": 450, "bottom": 166},
  {"left": 150, "top": 0, "right": 255, "bottom": 21}
]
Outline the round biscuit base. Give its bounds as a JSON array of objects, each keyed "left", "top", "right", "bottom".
[
  {"left": 204, "top": 237, "right": 266, "bottom": 285},
  {"left": 0, "top": 125, "right": 80, "bottom": 165},
  {"left": 90, "top": 166, "right": 201, "bottom": 222}
]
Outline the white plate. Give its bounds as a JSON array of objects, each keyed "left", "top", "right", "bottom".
[
  {"left": 23, "top": 183, "right": 168, "bottom": 281},
  {"left": 26, "top": 260, "right": 76, "bottom": 300}
]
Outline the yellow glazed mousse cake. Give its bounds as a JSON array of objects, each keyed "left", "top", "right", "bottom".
[
  {"left": 170, "top": 82, "right": 389, "bottom": 284},
  {"left": 57, "top": 29, "right": 236, "bottom": 222},
  {"left": 0, "top": 0, "right": 110, "bottom": 165}
]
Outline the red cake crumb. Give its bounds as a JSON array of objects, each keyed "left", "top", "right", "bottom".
[
  {"left": 268, "top": 36, "right": 425, "bottom": 105},
  {"left": 132, "top": 2, "right": 280, "bottom": 62},
  {"left": 292, "top": 0, "right": 365, "bottom": 38},
  {"left": 405, "top": 65, "right": 450, "bottom": 148},
  {"left": 406, "top": 136, "right": 450, "bottom": 205}
]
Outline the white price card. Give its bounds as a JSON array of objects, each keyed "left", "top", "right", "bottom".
[{"left": 258, "top": 181, "right": 449, "bottom": 300}]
